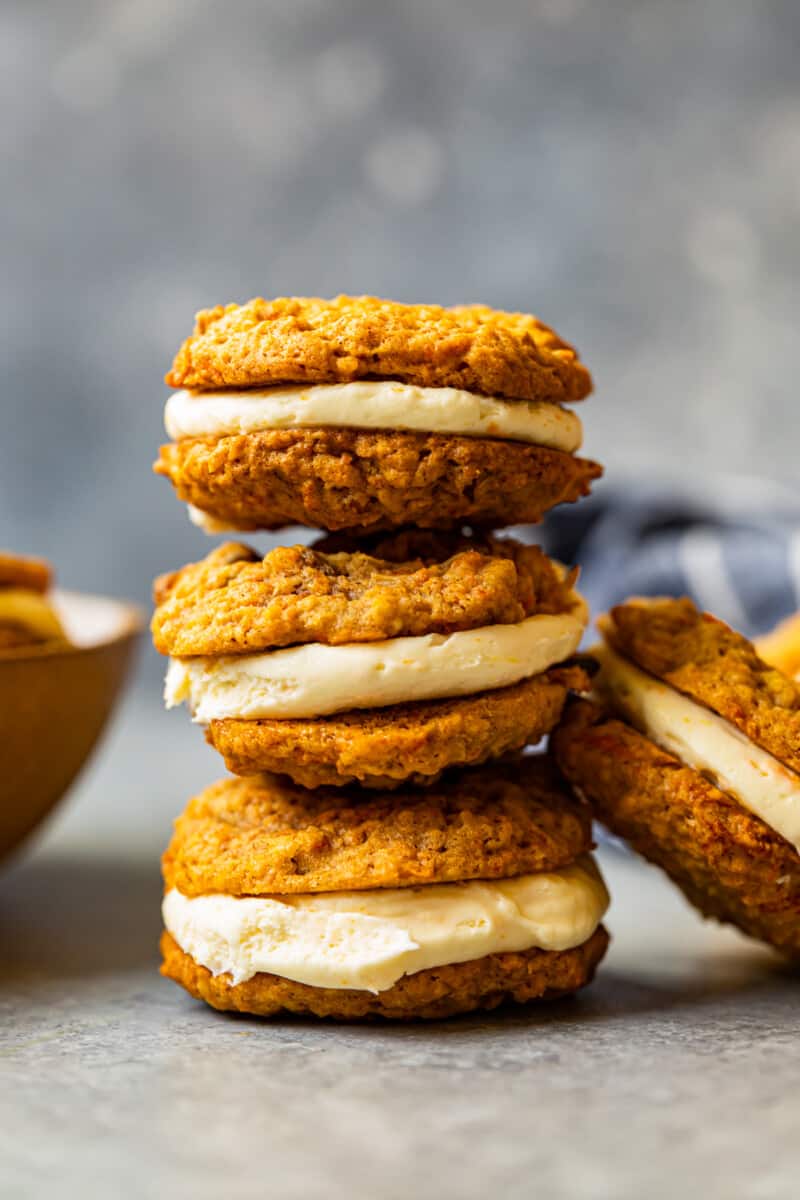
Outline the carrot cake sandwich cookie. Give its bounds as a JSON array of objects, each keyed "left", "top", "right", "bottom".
[
  {"left": 152, "top": 532, "right": 591, "bottom": 788},
  {"left": 155, "top": 295, "right": 601, "bottom": 533},
  {"left": 553, "top": 597, "right": 800, "bottom": 959},
  {"left": 160, "top": 757, "right": 610, "bottom": 1019},
  {"left": 0, "top": 552, "right": 70, "bottom": 651}
]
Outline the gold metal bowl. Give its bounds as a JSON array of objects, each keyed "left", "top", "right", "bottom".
[{"left": 0, "top": 591, "right": 142, "bottom": 862}]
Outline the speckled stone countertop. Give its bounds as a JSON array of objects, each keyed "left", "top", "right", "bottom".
[{"left": 1, "top": 701, "right": 797, "bottom": 1200}]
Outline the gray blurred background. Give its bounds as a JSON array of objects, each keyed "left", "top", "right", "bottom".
[{"left": 2, "top": 0, "right": 799, "bottom": 709}]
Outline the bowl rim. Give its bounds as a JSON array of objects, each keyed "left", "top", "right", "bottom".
[{"left": 0, "top": 589, "right": 144, "bottom": 664}]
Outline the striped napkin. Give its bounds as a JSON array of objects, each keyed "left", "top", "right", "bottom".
[{"left": 536, "top": 476, "right": 800, "bottom": 640}]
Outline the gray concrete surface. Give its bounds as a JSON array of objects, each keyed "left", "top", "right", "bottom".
[{"left": 1, "top": 697, "right": 798, "bottom": 1199}]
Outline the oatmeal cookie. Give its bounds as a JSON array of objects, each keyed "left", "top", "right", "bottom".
[
  {"left": 206, "top": 667, "right": 588, "bottom": 786},
  {"left": 151, "top": 535, "right": 576, "bottom": 657},
  {"left": 155, "top": 428, "right": 601, "bottom": 533},
  {"left": 165, "top": 295, "right": 592, "bottom": 404},
  {"left": 162, "top": 758, "right": 593, "bottom": 899}
]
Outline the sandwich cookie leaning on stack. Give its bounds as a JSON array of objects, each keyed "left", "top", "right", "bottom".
[
  {"left": 153, "top": 531, "right": 590, "bottom": 787},
  {"left": 553, "top": 597, "right": 800, "bottom": 959},
  {"left": 160, "top": 757, "right": 610, "bottom": 1019},
  {"left": 154, "top": 295, "right": 601, "bottom": 533}
]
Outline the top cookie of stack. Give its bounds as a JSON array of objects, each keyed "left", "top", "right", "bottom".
[{"left": 155, "top": 295, "right": 599, "bottom": 533}]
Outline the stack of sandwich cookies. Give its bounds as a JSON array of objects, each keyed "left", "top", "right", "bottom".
[
  {"left": 155, "top": 296, "right": 600, "bottom": 533},
  {"left": 153, "top": 532, "right": 590, "bottom": 787},
  {"left": 0, "top": 553, "right": 70, "bottom": 651},
  {"left": 154, "top": 293, "right": 608, "bottom": 1018},
  {"left": 553, "top": 597, "right": 800, "bottom": 959},
  {"left": 160, "top": 758, "right": 610, "bottom": 1019}
]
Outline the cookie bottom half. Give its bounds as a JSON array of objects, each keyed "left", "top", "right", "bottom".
[
  {"left": 160, "top": 925, "right": 609, "bottom": 1020},
  {"left": 206, "top": 669, "right": 585, "bottom": 787},
  {"left": 155, "top": 428, "right": 601, "bottom": 532}
]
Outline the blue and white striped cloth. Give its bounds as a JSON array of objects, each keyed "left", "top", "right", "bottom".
[{"left": 536, "top": 476, "right": 800, "bottom": 640}]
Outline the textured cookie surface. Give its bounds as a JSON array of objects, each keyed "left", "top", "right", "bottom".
[
  {"left": 207, "top": 667, "right": 587, "bottom": 786},
  {"left": 155, "top": 428, "right": 602, "bottom": 533},
  {"left": 603, "top": 597, "right": 800, "bottom": 775},
  {"left": 554, "top": 699, "right": 800, "bottom": 958},
  {"left": 0, "top": 552, "right": 52, "bottom": 593},
  {"left": 152, "top": 535, "right": 575, "bottom": 657},
  {"left": 162, "top": 757, "right": 593, "bottom": 898},
  {"left": 165, "top": 295, "right": 592, "bottom": 404},
  {"left": 161, "top": 925, "right": 608, "bottom": 1020}
]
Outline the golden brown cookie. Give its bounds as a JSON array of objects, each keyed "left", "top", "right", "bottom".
[
  {"left": 151, "top": 535, "right": 575, "bottom": 657},
  {"left": 165, "top": 295, "right": 592, "bottom": 404},
  {"left": 160, "top": 925, "right": 609, "bottom": 1020},
  {"left": 553, "top": 699, "right": 800, "bottom": 959},
  {"left": 0, "top": 552, "right": 52, "bottom": 593},
  {"left": 601, "top": 597, "right": 800, "bottom": 776},
  {"left": 206, "top": 667, "right": 587, "bottom": 786},
  {"left": 155, "top": 428, "right": 602, "bottom": 534},
  {"left": 162, "top": 757, "right": 593, "bottom": 899}
]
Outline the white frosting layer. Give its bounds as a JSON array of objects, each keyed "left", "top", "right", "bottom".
[
  {"left": 164, "top": 595, "right": 588, "bottom": 721},
  {"left": 162, "top": 857, "right": 608, "bottom": 992},
  {"left": 594, "top": 643, "right": 800, "bottom": 853},
  {"left": 165, "top": 381, "right": 583, "bottom": 451},
  {"left": 187, "top": 505, "right": 237, "bottom": 535}
]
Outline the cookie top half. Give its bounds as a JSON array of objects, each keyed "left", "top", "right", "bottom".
[
  {"left": 162, "top": 756, "right": 593, "bottom": 898},
  {"left": 152, "top": 531, "right": 578, "bottom": 657},
  {"left": 601, "top": 596, "right": 800, "bottom": 775},
  {"left": 165, "top": 295, "right": 592, "bottom": 404}
]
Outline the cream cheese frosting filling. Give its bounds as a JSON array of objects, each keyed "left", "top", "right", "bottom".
[
  {"left": 0, "top": 588, "right": 67, "bottom": 642},
  {"left": 164, "top": 595, "right": 588, "bottom": 721},
  {"left": 165, "top": 381, "right": 583, "bottom": 451},
  {"left": 594, "top": 642, "right": 800, "bottom": 853},
  {"left": 187, "top": 505, "right": 238, "bottom": 535},
  {"left": 162, "top": 857, "right": 609, "bottom": 992}
]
